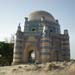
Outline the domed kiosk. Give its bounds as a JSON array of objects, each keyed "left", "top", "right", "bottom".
[{"left": 12, "top": 10, "right": 70, "bottom": 64}]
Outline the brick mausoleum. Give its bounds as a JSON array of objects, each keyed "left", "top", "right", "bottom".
[{"left": 12, "top": 10, "right": 70, "bottom": 65}]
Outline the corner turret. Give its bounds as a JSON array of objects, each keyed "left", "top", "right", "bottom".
[
  {"left": 17, "top": 23, "right": 21, "bottom": 32},
  {"left": 24, "top": 17, "right": 28, "bottom": 32}
]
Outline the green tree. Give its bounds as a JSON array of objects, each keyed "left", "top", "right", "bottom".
[{"left": 0, "top": 42, "right": 13, "bottom": 66}]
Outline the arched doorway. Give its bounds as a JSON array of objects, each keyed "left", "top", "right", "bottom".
[
  {"left": 24, "top": 41, "right": 39, "bottom": 63},
  {"left": 28, "top": 50, "right": 35, "bottom": 63}
]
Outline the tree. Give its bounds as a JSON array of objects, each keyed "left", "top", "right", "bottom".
[{"left": 0, "top": 42, "right": 14, "bottom": 66}]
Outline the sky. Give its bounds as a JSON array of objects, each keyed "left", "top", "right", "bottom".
[{"left": 0, "top": 0, "right": 75, "bottom": 59}]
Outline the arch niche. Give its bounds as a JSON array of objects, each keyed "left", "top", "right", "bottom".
[
  {"left": 23, "top": 37, "right": 40, "bottom": 63},
  {"left": 24, "top": 43, "right": 40, "bottom": 63}
]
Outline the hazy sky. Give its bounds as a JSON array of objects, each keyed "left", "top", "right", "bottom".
[{"left": 0, "top": 0, "right": 75, "bottom": 59}]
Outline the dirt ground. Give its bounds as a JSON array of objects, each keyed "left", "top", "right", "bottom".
[{"left": 0, "top": 61, "right": 75, "bottom": 75}]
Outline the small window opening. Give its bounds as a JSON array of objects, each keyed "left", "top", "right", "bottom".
[
  {"left": 50, "top": 30, "right": 53, "bottom": 32},
  {"left": 32, "top": 28, "right": 36, "bottom": 31}
]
